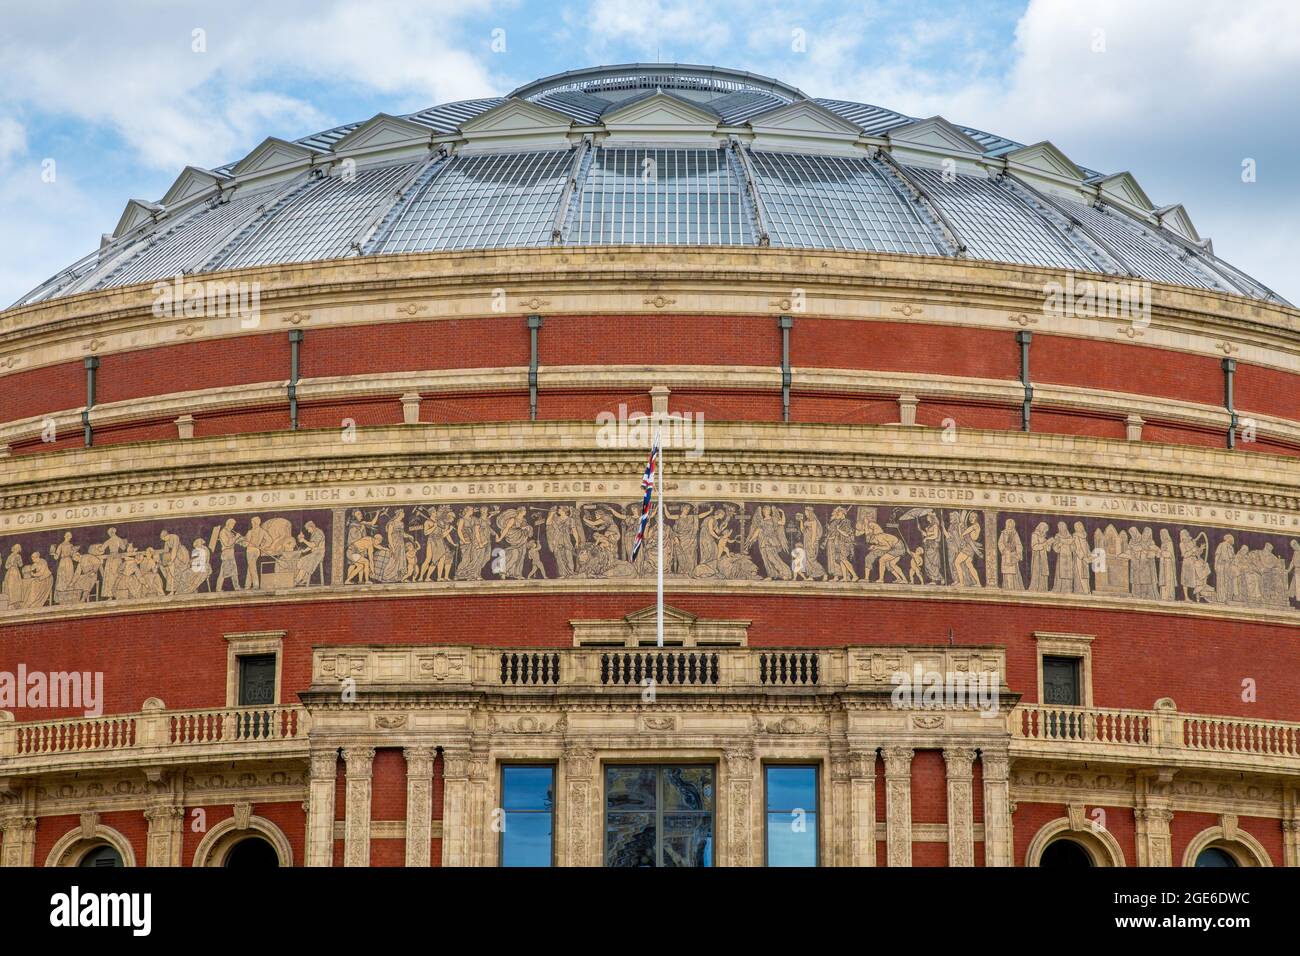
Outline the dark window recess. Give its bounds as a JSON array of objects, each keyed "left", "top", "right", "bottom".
[
  {"left": 79, "top": 844, "right": 124, "bottom": 868},
  {"left": 1042, "top": 656, "right": 1081, "bottom": 706},
  {"left": 1042, "top": 655, "right": 1083, "bottom": 739},
  {"left": 238, "top": 654, "right": 277, "bottom": 706},
  {"left": 1040, "top": 839, "right": 1093, "bottom": 867}
]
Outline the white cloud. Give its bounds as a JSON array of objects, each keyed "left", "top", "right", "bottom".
[
  {"left": 0, "top": 1, "right": 506, "bottom": 172},
  {"left": 0, "top": 116, "right": 26, "bottom": 168}
]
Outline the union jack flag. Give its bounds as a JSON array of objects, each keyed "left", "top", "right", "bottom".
[{"left": 629, "top": 439, "right": 660, "bottom": 562}]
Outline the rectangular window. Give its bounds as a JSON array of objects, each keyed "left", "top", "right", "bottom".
[
  {"left": 1042, "top": 655, "right": 1083, "bottom": 739},
  {"left": 237, "top": 654, "right": 277, "bottom": 706},
  {"left": 605, "top": 765, "right": 714, "bottom": 867},
  {"left": 1042, "top": 656, "right": 1081, "bottom": 706},
  {"left": 765, "top": 765, "right": 819, "bottom": 866},
  {"left": 500, "top": 765, "right": 555, "bottom": 867}
]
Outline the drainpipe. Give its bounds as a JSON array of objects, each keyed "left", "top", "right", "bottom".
[
  {"left": 1016, "top": 330, "right": 1033, "bottom": 432},
  {"left": 82, "top": 356, "right": 99, "bottom": 447},
  {"left": 1222, "top": 358, "right": 1237, "bottom": 449},
  {"left": 778, "top": 315, "right": 793, "bottom": 423},
  {"left": 289, "top": 330, "right": 303, "bottom": 430},
  {"left": 528, "top": 314, "right": 543, "bottom": 421}
]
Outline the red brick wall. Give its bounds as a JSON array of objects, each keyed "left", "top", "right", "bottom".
[
  {"left": 1170, "top": 810, "right": 1283, "bottom": 867},
  {"left": 911, "top": 750, "right": 947, "bottom": 825},
  {"left": 36, "top": 810, "right": 148, "bottom": 867},
  {"left": 371, "top": 748, "right": 407, "bottom": 821},
  {"left": 1033, "top": 336, "right": 1223, "bottom": 406},
  {"left": 5, "top": 592, "right": 1297, "bottom": 721},
  {"left": 7, "top": 317, "right": 1295, "bottom": 456},
  {"left": 793, "top": 320, "right": 1019, "bottom": 380},
  {"left": 911, "top": 749, "right": 948, "bottom": 867},
  {"left": 1012, "top": 801, "right": 1136, "bottom": 866}
]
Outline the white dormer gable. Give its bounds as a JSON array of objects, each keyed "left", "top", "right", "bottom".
[
  {"left": 1154, "top": 203, "right": 1200, "bottom": 243},
  {"left": 746, "top": 100, "right": 862, "bottom": 153},
  {"left": 161, "top": 166, "right": 227, "bottom": 208},
  {"left": 887, "top": 117, "right": 984, "bottom": 155},
  {"left": 1004, "top": 141, "right": 1084, "bottom": 182},
  {"left": 600, "top": 92, "right": 720, "bottom": 144},
  {"left": 232, "top": 137, "right": 318, "bottom": 181},
  {"left": 332, "top": 113, "right": 432, "bottom": 159},
  {"left": 1096, "top": 171, "right": 1153, "bottom": 216},
  {"left": 458, "top": 98, "right": 574, "bottom": 150},
  {"left": 112, "top": 199, "right": 164, "bottom": 238},
  {"left": 885, "top": 116, "right": 986, "bottom": 172}
]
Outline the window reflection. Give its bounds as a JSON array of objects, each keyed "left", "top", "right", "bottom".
[
  {"left": 765, "top": 765, "right": 818, "bottom": 866},
  {"left": 500, "top": 765, "right": 554, "bottom": 867},
  {"left": 605, "top": 765, "right": 714, "bottom": 867}
]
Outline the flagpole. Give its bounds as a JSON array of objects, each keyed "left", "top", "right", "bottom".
[{"left": 656, "top": 426, "right": 664, "bottom": 648}]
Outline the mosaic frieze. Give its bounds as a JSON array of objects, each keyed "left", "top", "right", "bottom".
[
  {"left": 1, "top": 497, "right": 1298, "bottom": 617},
  {"left": 0, "top": 510, "right": 331, "bottom": 612}
]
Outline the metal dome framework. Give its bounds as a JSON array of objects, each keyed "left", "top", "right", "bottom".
[{"left": 16, "top": 63, "right": 1285, "bottom": 307}]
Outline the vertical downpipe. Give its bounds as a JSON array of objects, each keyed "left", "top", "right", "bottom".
[
  {"left": 1222, "top": 358, "right": 1237, "bottom": 449},
  {"left": 289, "top": 330, "right": 304, "bottom": 430},
  {"left": 778, "top": 315, "right": 793, "bottom": 423},
  {"left": 528, "top": 314, "right": 543, "bottom": 422},
  {"left": 82, "top": 356, "right": 99, "bottom": 447},
  {"left": 1016, "top": 330, "right": 1033, "bottom": 432}
]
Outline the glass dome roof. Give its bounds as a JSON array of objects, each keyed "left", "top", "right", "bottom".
[{"left": 15, "top": 63, "right": 1285, "bottom": 307}]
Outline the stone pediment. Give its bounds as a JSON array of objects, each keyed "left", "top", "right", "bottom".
[{"left": 571, "top": 605, "right": 750, "bottom": 647}]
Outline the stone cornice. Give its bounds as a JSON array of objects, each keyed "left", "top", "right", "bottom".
[
  {"left": 2, "top": 248, "right": 1297, "bottom": 378},
  {"left": 3, "top": 421, "right": 1297, "bottom": 513}
]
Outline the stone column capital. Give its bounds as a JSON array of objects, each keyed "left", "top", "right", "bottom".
[
  {"left": 942, "top": 747, "right": 977, "bottom": 776},
  {"left": 882, "top": 746, "right": 914, "bottom": 776}
]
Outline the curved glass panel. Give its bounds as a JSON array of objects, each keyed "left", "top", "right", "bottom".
[
  {"left": 749, "top": 150, "right": 943, "bottom": 254},
  {"left": 376, "top": 150, "right": 572, "bottom": 253},
  {"left": 569, "top": 147, "right": 752, "bottom": 246},
  {"left": 904, "top": 165, "right": 1096, "bottom": 270}
]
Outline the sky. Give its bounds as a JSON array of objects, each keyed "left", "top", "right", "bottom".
[{"left": 1, "top": 0, "right": 1297, "bottom": 305}]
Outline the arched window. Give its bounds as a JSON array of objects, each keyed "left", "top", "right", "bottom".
[
  {"left": 1195, "top": 847, "right": 1239, "bottom": 867},
  {"left": 223, "top": 836, "right": 281, "bottom": 867},
  {"left": 78, "top": 844, "right": 124, "bottom": 868},
  {"left": 1040, "top": 838, "right": 1094, "bottom": 867}
]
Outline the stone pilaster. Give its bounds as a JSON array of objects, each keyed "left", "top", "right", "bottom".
[
  {"left": 403, "top": 747, "right": 436, "bottom": 867},
  {"left": 561, "top": 747, "right": 596, "bottom": 867},
  {"left": 882, "top": 746, "right": 913, "bottom": 867},
  {"left": 1283, "top": 821, "right": 1300, "bottom": 868},
  {"left": 0, "top": 816, "right": 36, "bottom": 867},
  {"left": 1135, "top": 806, "right": 1174, "bottom": 867},
  {"left": 829, "top": 750, "right": 851, "bottom": 867},
  {"left": 305, "top": 748, "right": 338, "bottom": 867},
  {"left": 943, "top": 747, "right": 976, "bottom": 867},
  {"left": 144, "top": 805, "right": 185, "bottom": 867},
  {"left": 848, "top": 749, "right": 876, "bottom": 866},
  {"left": 980, "top": 748, "right": 1013, "bottom": 866},
  {"left": 1135, "top": 770, "right": 1175, "bottom": 867},
  {"left": 467, "top": 752, "right": 492, "bottom": 867},
  {"left": 440, "top": 746, "right": 471, "bottom": 867},
  {"left": 342, "top": 746, "right": 375, "bottom": 868},
  {"left": 724, "top": 745, "right": 758, "bottom": 867},
  {"left": 1284, "top": 789, "right": 1299, "bottom": 868}
]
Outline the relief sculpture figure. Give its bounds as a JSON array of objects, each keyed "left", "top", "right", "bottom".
[{"left": 997, "top": 520, "right": 1024, "bottom": 591}]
